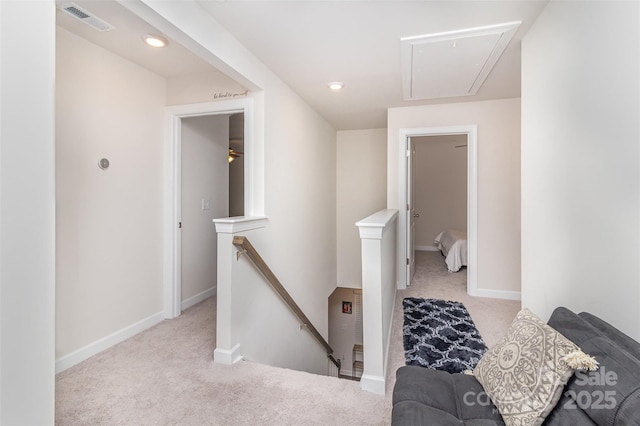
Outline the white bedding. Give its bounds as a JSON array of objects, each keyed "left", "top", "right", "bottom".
[{"left": 434, "top": 229, "right": 467, "bottom": 272}]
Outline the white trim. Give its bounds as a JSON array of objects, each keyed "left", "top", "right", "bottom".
[
  {"left": 164, "top": 99, "right": 254, "bottom": 320},
  {"left": 360, "top": 374, "right": 386, "bottom": 395},
  {"left": 181, "top": 286, "right": 216, "bottom": 311},
  {"left": 472, "top": 289, "right": 521, "bottom": 301},
  {"left": 55, "top": 311, "right": 164, "bottom": 374},
  {"left": 214, "top": 343, "right": 243, "bottom": 365},
  {"left": 356, "top": 209, "right": 398, "bottom": 240},
  {"left": 401, "top": 22, "right": 521, "bottom": 100},
  {"left": 398, "top": 126, "right": 478, "bottom": 296},
  {"left": 213, "top": 216, "right": 268, "bottom": 234},
  {"left": 415, "top": 245, "right": 439, "bottom": 252},
  {"left": 340, "top": 369, "right": 364, "bottom": 378},
  {"left": 382, "top": 288, "right": 396, "bottom": 389}
]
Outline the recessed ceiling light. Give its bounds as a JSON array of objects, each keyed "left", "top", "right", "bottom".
[
  {"left": 142, "top": 34, "right": 168, "bottom": 48},
  {"left": 328, "top": 81, "right": 344, "bottom": 91}
]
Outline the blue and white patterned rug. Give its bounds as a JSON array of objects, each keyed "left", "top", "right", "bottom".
[{"left": 403, "top": 298, "right": 488, "bottom": 374}]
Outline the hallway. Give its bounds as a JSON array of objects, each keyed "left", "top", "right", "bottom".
[
  {"left": 384, "top": 250, "right": 521, "bottom": 394},
  {"left": 55, "top": 251, "right": 520, "bottom": 424}
]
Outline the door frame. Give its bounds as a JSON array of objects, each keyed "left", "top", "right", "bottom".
[
  {"left": 397, "top": 125, "right": 478, "bottom": 294},
  {"left": 164, "top": 98, "right": 254, "bottom": 319},
  {"left": 407, "top": 138, "right": 416, "bottom": 286}
]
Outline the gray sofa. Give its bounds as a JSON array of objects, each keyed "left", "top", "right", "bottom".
[{"left": 392, "top": 307, "right": 640, "bottom": 425}]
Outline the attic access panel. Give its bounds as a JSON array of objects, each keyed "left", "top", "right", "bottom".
[{"left": 401, "top": 21, "right": 521, "bottom": 101}]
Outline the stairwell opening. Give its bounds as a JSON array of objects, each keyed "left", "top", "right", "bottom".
[{"left": 328, "top": 287, "right": 363, "bottom": 380}]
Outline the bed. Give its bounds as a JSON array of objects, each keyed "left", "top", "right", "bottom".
[{"left": 433, "top": 229, "right": 467, "bottom": 272}]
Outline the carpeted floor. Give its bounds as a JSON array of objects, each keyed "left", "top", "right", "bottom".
[{"left": 55, "top": 250, "right": 520, "bottom": 425}]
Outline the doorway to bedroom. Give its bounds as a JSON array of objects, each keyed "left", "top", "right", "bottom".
[
  {"left": 398, "top": 125, "right": 477, "bottom": 294},
  {"left": 411, "top": 134, "right": 467, "bottom": 268}
]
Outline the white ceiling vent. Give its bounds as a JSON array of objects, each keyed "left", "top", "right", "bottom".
[
  {"left": 401, "top": 21, "right": 520, "bottom": 101},
  {"left": 58, "top": 2, "right": 115, "bottom": 32}
]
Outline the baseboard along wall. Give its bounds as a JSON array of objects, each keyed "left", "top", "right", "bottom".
[
  {"left": 415, "top": 245, "right": 439, "bottom": 252},
  {"left": 55, "top": 311, "right": 165, "bottom": 374},
  {"left": 471, "top": 288, "right": 522, "bottom": 301},
  {"left": 56, "top": 287, "right": 217, "bottom": 374},
  {"left": 181, "top": 286, "right": 216, "bottom": 311},
  {"left": 414, "top": 247, "right": 521, "bottom": 301}
]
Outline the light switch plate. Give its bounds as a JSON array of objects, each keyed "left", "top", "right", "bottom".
[{"left": 202, "top": 199, "right": 211, "bottom": 210}]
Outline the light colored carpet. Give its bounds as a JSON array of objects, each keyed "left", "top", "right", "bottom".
[
  {"left": 384, "top": 251, "right": 521, "bottom": 395},
  {"left": 56, "top": 251, "right": 520, "bottom": 425}
]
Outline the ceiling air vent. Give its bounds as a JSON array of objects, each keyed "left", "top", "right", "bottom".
[{"left": 59, "top": 3, "right": 115, "bottom": 32}]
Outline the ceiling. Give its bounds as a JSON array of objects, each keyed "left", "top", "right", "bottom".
[
  {"left": 56, "top": 0, "right": 549, "bottom": 131},
  {"left": 196, "top": 1, "right": 548, "bottom": 130},
  {"left": 55, "top": 0, "right": 232, "bottom": 80}
]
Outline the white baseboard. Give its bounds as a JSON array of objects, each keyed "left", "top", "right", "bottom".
[
  {"left": 470, "top": 288, "right": 521, "bottom": 301},
  {"left": 415, "top": 245, "right": 438, "bottom": 252},
  {"left": 360, "top": 374, "right": 385, "bottom": 395},
  {"left": 340, "top": 368, "right": 354, "bottom": 377},
  {"left": 55, "top": 311, "right": 164, "bottom": 374},
  {"left": 214, "top": 343, "right": 243, "bottom": 365},
  {"left": 181, "top": 286, "right": 216, "bottom": 311}
]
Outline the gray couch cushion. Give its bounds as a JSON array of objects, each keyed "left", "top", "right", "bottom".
[
  {"left": 546, "top": 307, "right": 640, "bottom": 425},
  {"left": 392, "top": 307, "right": 640, "bottom": 426},
  {"left": 393, "top": 365, "right": 504, "bottom": 425},
  {"left": 557, "top": 336, "right": 640, "bottom": 425},
  {"left": 578, "top": 312, "right": 640, "bottom": 361}
]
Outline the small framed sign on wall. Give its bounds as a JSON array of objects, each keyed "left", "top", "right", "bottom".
[{"left": 342, "top": 301, "right": 352, "bottom": 314}]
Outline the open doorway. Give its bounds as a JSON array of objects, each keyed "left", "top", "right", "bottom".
[
  {"left": 228, "top": 113, "right": 245, "bottom": 217},
  {"left": 180, "top": 113, "right": 245, "bottom": 313},
  {"left": 164, "top": 99, "right": 253, "bottom": 319},
  {"left": 411, "top": 135, "right": 468, "bottom": 278},
  {"left": 398, "top": 125, "right": 477, "bottom": 294}
]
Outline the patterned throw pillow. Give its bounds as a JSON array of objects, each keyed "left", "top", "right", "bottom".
[{"left": 473, "top": 308, "right": 598, "bottom": 426}]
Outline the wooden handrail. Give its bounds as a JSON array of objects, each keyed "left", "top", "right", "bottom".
[{"left": 233, "top": 236, "right": 341, "bottom": 371}]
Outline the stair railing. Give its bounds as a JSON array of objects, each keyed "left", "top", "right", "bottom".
[{"left": 232, "top": 235, "right": 341, "bottom": 375}]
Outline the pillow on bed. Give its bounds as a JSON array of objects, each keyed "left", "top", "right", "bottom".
[{"left": 473, "top": 308, "right": 598, "bottom": 426}]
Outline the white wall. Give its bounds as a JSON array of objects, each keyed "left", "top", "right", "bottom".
[
  {"left": 167, "top": 71, "right": 247, "bottom": 106},
  {"left": 259, "top": 87, "right": 337, "bottom": 341},
  {"left": 140, "top": 1, "right": 338, "bottom": 373},
  {"left": 216, "top": 222, "right": 331, "bottom": 375},
  {"left": 56, "top": 28, "right": 165, "bottom": 358},
  {"left": 0, "top": 1, "right": 55, "bottom": 423},
  {"left": 328, "top": 287, "right": 359, "bottom": 375},
  {"left": 413, "top": 135, "right": 467, "bottom": 248},
  {"left": 388, "top": 99, "right": 521, "bottom": 295},
  {"left": 181, "top": 115, "right": 229, "bottom": 304},
  {"left": 521, "top": 0, "right": 640, "bottom": 339},
  {"left": 337, "top": 129, "right": 387, "bottom": 288}
]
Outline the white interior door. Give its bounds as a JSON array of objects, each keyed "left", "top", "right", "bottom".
[{"left": 406, "top": 138, "right": 417, "bottom": 285}]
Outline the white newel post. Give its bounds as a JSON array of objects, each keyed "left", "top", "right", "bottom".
[
  {"left": 212, "top": 216, "right": 268, "bottom": 365},
  {"left": 356, "top": 209, "right": 398, "bottom": 395}
]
